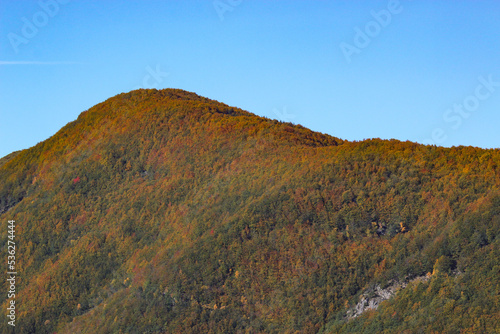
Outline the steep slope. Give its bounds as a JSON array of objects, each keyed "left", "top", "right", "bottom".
[{"left": 0, "top": 89, "right": 499, "bottom": 333}]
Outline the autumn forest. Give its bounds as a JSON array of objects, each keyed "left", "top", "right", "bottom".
[{"left": 0, "top": 89, "right": 499, "bottom": 333}]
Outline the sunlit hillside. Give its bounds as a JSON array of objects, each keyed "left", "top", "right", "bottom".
[{"left": 1, "top": 89, "right": 499, "bottom": 333}]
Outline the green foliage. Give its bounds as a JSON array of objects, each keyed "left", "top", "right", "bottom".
[{"left": 0, "top": 89, "right": 499, "bottom": 333}]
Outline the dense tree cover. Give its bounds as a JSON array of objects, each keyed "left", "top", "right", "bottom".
[{"left": 0, "top": 89, "right": 499, "bottom": 333}]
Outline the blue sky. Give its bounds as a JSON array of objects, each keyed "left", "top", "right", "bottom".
[{"left": 1, "top": 0, "right": 499, "bottom": 158}]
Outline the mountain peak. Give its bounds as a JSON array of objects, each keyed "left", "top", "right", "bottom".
[
  {"left": 0, "top": 89, "right": 499, "bottom": 333},
  {"left": 68, "top": 88, "right": 343, "bottom": 153}
]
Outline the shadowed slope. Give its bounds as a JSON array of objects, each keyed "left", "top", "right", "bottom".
[{"left": 0, "top": 89, "right": 498, "bottom": 333}]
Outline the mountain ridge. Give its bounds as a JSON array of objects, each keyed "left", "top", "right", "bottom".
[{"left": 0, "top": 89, "right": 499, "bottom": 333}]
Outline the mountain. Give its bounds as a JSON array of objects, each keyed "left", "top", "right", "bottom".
[{"left": 1, "top": 89, "right": 499, "bottom": 333}]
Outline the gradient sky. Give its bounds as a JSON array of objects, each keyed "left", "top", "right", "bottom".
[{"left": 1, "top": 0, "right": 499, "bottom": 158}]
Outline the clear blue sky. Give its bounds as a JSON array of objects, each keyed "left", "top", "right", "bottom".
[{"left": 1, "top": 0, "right": 499, "bottom": 158}]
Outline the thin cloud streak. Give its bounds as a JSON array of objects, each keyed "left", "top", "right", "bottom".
[{"left": 0, "top": 61, "right": 82, "bottom": 65}]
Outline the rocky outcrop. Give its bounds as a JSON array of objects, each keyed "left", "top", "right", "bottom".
[{"left": 346, "top": 275, "right": 430, "bottom": 320}]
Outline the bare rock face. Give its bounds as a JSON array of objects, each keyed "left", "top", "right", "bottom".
[
  {"left": 346, "top": 283, "right": 400, "bottom": 319},
  {"left": 346, "top": 275, "right": 430, "bottom": 319}
]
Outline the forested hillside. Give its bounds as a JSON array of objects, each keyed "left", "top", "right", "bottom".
[{"left": 1, "top": 89, "right": 499, "bottom": 333}]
